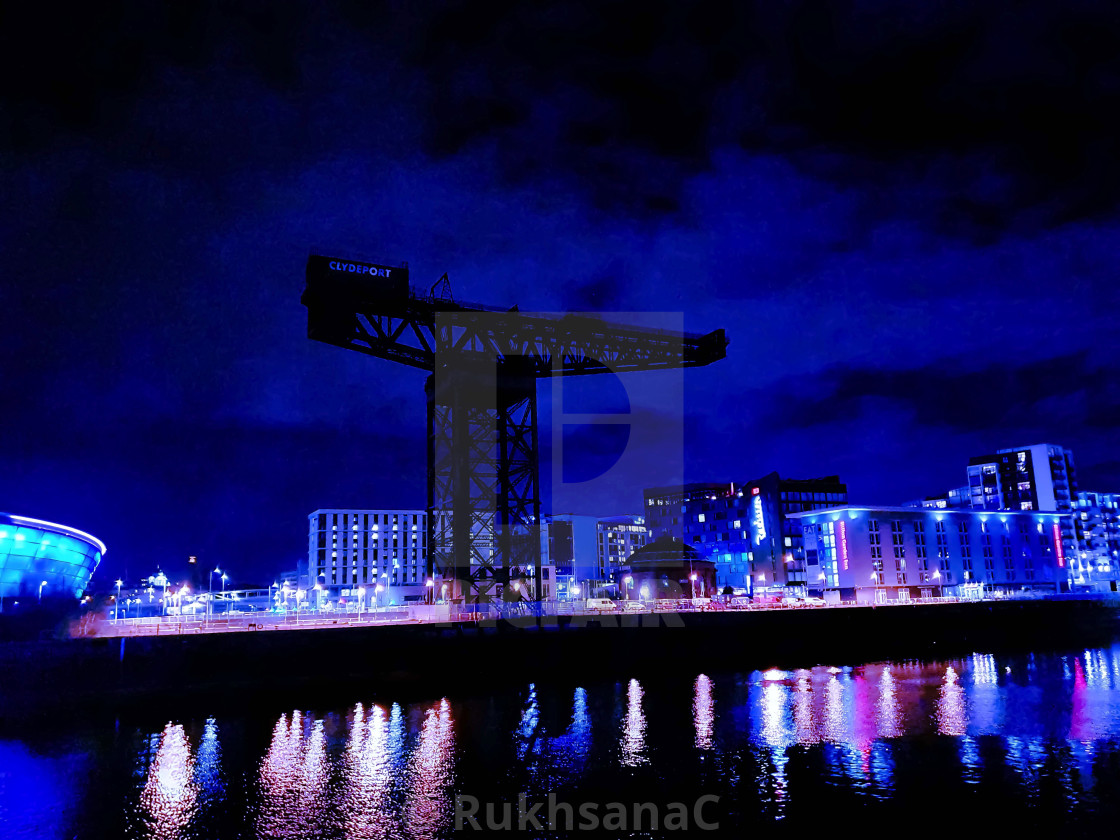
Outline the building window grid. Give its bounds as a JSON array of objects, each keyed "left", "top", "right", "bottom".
[{"left": 890, "top": 521, "right": 906, "bottom": 572}]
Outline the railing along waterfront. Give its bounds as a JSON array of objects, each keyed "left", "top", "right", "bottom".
[{"left": 77, "top": 594, "right": 1018, "bottom": 638}]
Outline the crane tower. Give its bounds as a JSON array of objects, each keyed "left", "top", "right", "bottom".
[{"left": 302, "top": 255, "right": 728, "bottom": 605}]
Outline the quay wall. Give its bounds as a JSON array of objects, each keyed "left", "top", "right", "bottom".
[{"left": 1, "top": 599, "right": 1116, "bottom": 721}]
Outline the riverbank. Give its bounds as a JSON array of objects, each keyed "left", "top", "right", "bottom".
[{"left": 1, "top": 597, "right": 1117, "bottom": 723}]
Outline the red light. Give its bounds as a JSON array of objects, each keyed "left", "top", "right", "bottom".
[
  {"left": 751, "top": 487, "right": 760, "bottom": 496},
  {"left": 1053, "top": 523, "right": 1064, "bottom": 568}
]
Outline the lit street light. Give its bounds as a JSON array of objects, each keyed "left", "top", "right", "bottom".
[
  {"left": 115, "top": 579, "right": 123, "bottom": 623},
  {"left": 690, "top": 572, "right": 698, "bottom": 600},
  {"left": 208, "top": 567, "right": 221, "bottom": 623},
  {"left": 426, "top": 578, "right": 434, "bottom": 605},
  {"left": 38, "top": 580, "right": 47, "bottom": 603}
]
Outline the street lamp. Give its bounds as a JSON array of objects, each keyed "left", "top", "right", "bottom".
[
  {"left": 313, "top": 582, "right": 323, "bottom": 613},
  {"left": 115, "top": 579, "right": 123, "bottom": 623},
  {"left": 208, "top": 567, "right": 221, "bottom": 622},
  {"left": 623, "top": 575, "right": 633, "bottom": 600},
  {"left": 380, "top": 572, "right": 388, "bottom": 607},
  {"left": 38, "top": 580, "right": 47, "bottom": 603},
  {"left": 426, "top": 578, "right": 434, "bottom": 605},
  {"left": 357, "top": 586, "right": 366, "bottom": 620},
  {"left": 690, "top": 572, "right": 698, "bottom": 600},
  {"left": 177, "top": 585, "right": 190, "bottom": 621},
  {"left": 153, "top": 572, "right": 169, "bottom": 617}
]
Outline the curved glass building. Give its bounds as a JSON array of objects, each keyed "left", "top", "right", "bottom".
[{"left": 0, "top": 514, "right": 105, "bottom": 600}]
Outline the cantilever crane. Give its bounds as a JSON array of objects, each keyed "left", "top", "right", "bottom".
[{"left": 302, "top": 255, "right": 728, "bottom": 605}]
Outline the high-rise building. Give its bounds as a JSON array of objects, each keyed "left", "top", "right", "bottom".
[
  {"left": 307, "top": 509, "right": 426, "bottom": 602},
  {"left": 540, "top": 513, "right": 648, "bottom": 599},
  {"left": 903, "top": 486, "right": 972, "bottom": 510},
  {"left": 597, "top": 515, "right": 649, "bottom": 580},
  {"left": 661, "top": 472, "right": 847, "bottom": 596},
  {"left": 1073, "top": 491, "right": 1120, "bottom": 592},
  {"left": 967, "top": 444, "right": 1079, "bottom": 575},
  {"left": 793, "top": 506, "right": 1066, "bottom": 603},
  {"left": 967, "top": 443, "right": 1078, "bottom": 513},
  {"left": 643, "top": 483, "right": 733, "bottom": 542}
]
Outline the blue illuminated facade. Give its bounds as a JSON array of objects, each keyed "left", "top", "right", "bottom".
[
  {"left": 649, "top": 473, "right": 847, "bottom": 596},
  {"left": 792, "top": 506, "right": 1064, "bottom": 603},
  {"left": 0, "top": 514, "right": 105, "bottom": 601}
]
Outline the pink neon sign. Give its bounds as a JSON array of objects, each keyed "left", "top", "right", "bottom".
[
  {"left": 1053, "top": 522, "right": 1064, "bottom": 568},
  {"left": 838, "top": 520, "right": 849, "bottom": 571}
]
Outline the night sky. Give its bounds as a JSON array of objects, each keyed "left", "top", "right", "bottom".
[{"left": 3, "top": 2, "right": 1119, "bottom": 586}]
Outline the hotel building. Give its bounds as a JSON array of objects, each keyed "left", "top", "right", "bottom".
[
  {"left": 307, "top": 509, "right": 426, "bottom": 602},
  {"left": 644, "top": 483, "right": 734, "bottom": 541},
  {"left": 651, "top": 473, "right": 846, "bottom": 596},
  {"left": 791, "top": 506, "right": 1066, "bottom": 603}
]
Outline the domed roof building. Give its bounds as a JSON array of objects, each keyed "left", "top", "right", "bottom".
[
  {"left": 0, "top": 514, "right": 105, "bottom": 602},
  {"left": 614, "top": 536, "right": 717, "bottom": 601}
]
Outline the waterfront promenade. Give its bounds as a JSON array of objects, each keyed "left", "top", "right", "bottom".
[
  {"left": 4, "top": 596, "right": 1116, "bottom": 723},
  {"left": 78, "top": 595, "right": 992, "bottom": 639}
]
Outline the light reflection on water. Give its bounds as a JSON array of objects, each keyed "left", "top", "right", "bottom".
[
  {"left": 14, "top": 645, "right": 1120, "bottom": 836},
  {"left": 693, "top": 674, "right": 714, "bottom": 750},
  {"left": 620, "top": 677, "right": 647, "bottom": 766}
]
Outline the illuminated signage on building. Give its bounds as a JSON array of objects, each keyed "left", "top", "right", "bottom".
[
  {"left": 328, "top": 260, "right": 395, "bottom": 278},
  {"left": 837, "top": 520, "right": 849, "bottom": 571},
  {"left": 1053, "top": 522, "right": 1064, "bottom": 568},
  {"left": 751, "top": 495, "right": 766, "bottom": 545}
]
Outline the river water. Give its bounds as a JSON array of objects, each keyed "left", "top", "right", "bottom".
[{"left": 5, "top": 643, "right": 1120, "bottom": 837}]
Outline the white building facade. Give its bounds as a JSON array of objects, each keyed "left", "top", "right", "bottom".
[{"left": 308, "top": 509, "right": 426, "bottom": 603}]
